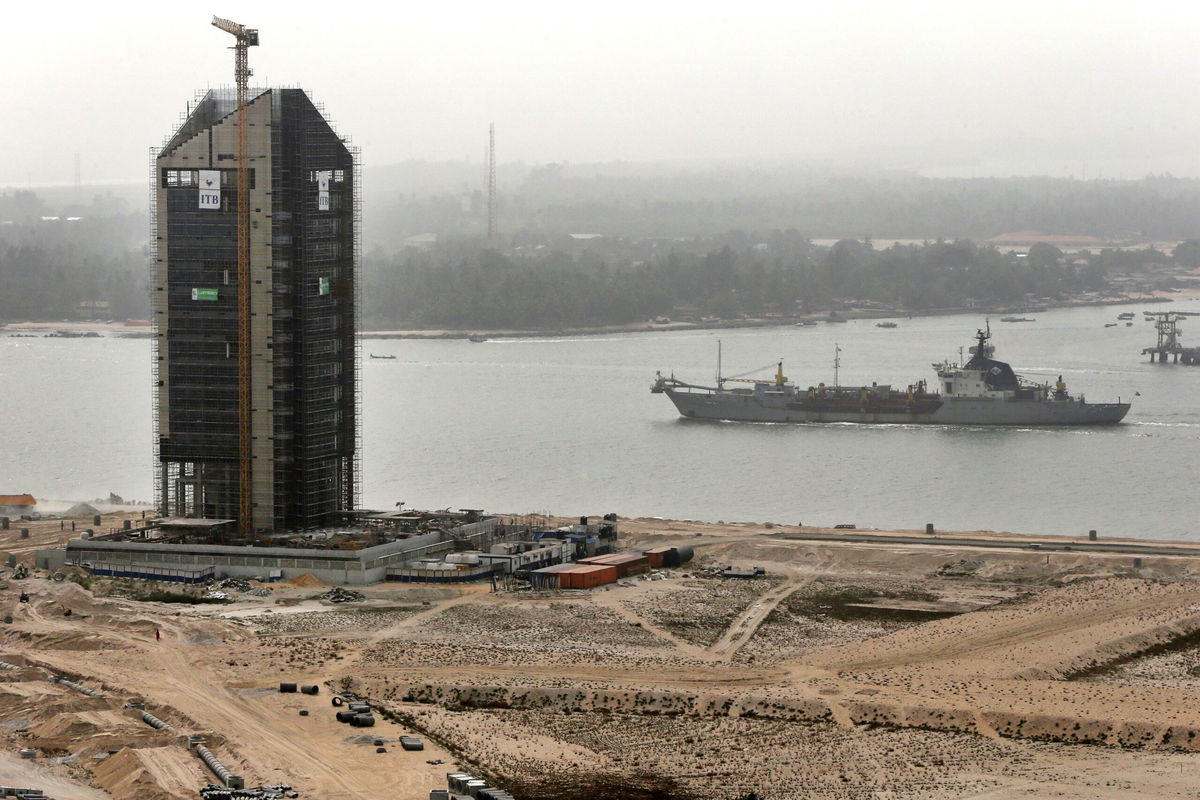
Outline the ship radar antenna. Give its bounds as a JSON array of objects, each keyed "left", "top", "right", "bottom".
[{"left": 976, "top": 321, "right": 991, "bottom": 353}]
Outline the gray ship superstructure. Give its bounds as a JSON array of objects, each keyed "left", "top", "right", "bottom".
[{"left": 652, "top": 327, "right": 1130, "bottom": 426}]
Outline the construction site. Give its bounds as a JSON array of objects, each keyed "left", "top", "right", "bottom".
[
  {"left": 9, "top": 511, "right": 1200, "bottom": 799},
  {"left": 6, "top": 14, "right": 1200, "bottom": 800}
]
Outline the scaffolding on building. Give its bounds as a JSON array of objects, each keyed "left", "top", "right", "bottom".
[{"left": 153, "top": 87, "right": 359, "bottom": 537}]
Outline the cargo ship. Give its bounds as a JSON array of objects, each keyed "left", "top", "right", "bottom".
[{"left": 651, "top": 327, "right": 1130, "bottom": 425}]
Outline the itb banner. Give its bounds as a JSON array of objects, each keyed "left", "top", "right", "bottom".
[
  {"left": 199, "top": 170, "right": 221, "bottom": 210},
  {"left": 317, "top": 171, "right": 331, "bottom": 211}
]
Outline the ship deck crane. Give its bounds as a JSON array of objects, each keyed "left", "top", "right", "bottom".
[{"left": 211, "top": 16, "right": 259, "bottom": 537}]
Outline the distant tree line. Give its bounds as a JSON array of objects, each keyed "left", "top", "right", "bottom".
[
  {"left": 0, "top": 190, "right": 148, "bottom": 322},
  {"left": 5, "top": 175, "right": 1199, "bottom": 329},
  {"left": 361, "top": 235, "right": 1177, "bottom": 330}
]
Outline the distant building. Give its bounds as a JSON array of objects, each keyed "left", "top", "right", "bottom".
[
  {"left": 0, "top": 494, "right": 36, "bottom": 514},
  {"left": 986, "top": 231, "right": 1105, "bottom": 247},
  {"left": 152, "top": 88, "right": 359, "bottom": 531},
  {"left": 76, "top": 299, "right": 111, "bottom": 319}
]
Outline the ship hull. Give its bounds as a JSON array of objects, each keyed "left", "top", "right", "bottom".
[{"left": 663, "top": 388, "right": 1130, "bottom": 425}]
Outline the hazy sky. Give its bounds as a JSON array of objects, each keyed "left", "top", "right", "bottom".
[{"left": 3, "top": 1, "right": 1198, "bottom": 186}]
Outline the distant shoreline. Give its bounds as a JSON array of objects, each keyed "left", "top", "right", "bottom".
[
  {"left": 359, "top": 294, "right": 1182, "bottom": 340},
  {"left": 2, "top": 291, "right": 1191, "bottom": 340}
]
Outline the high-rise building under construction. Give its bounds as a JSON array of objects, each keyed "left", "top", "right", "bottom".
[{"left": 152, "top": 88, "right": 359, "bottom": 531}]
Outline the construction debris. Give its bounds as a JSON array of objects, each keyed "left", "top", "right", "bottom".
[
  {"left": 198, "top": 784, "right": 297, "bottom": 799},
  {"left": 318, "top": 587, "right": 364, "bottom": 604},
  {"left": 936, "top": 559, "right": 983, "bottom": 577},
  {"left": 214, "top": 578, "right": 271, "bottom": 597}
]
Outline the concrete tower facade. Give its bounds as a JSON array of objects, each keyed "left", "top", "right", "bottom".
[{"left": 152, "top": 88, "right": 358, "bottom": 532}]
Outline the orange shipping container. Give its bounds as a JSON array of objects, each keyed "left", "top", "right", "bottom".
[
  {"left": 580, "top": 553, "right": 648, "bottom": 577},
  {"left": 557, "top": 564, "right": 618, "bottom": 589},
  {"left": 643, "top": 547, "right": 673, "bottom": 568}
]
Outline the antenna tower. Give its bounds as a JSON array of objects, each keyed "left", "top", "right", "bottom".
[
  {"left": 212, "top": 16, "right": 259, "bottom": 537},
  {"left": 487, "top": 123, "right": 496, "bottom": 243}
]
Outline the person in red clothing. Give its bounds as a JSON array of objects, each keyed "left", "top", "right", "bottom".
[{"left": 155, "top": 629, "right": 161, "bottom": 641}]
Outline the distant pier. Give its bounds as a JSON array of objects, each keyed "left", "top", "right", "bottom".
[
  {"left": 1142, "top": 345, "right": 1200, "bottom": 364},
  {"left": 1142, "top": 312, "right": 1200, "bottom": 365}
]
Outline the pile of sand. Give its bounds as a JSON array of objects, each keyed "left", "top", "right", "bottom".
[
  {"left": 287, "top": 573, "right": 326, "bottom": 588},
  {"left": 29, "top": 712, "right": 104, "bottom": 741},
  {"left": 42, "top": 582, "right": 106, "bottom": 616},
  {"left": 64, "top": 502, "right": 100, "bottom": 518},
  {"left": 92, "top": 748, "right": 177, "bottom": 800}
]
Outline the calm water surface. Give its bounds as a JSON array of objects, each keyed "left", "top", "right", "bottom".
[{"left": 2, "top": 300, "right": 1198, "bottom": 539}]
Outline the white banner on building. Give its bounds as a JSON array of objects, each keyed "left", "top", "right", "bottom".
[
  {"left": 198, "top": 170, "right": 221, "bottom": 210},
  {"left": 317, "top": 170, "right": 331, "bottom": 212}
]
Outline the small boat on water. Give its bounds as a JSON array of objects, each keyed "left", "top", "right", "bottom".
[
  {"left": 468, "top": 335, "right": 488, "bottom": 343},
  {"left": 369, "top": 354, "right": 396, "bottom": 360},
  {"left": 1104, "top": 323, "right": 1118, "bottom": 328},
  {"left": 1000, "top": 316, "right": 1034, "bottom": 323},
  {"left": 1118, "top": 312, "right": 1135, "bottom": 320},
  {"left": 875, "top": 322, "right": 898, "bottom": 328}
]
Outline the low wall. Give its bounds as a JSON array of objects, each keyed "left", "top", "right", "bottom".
[{"left": 33, "top": 517, "right": 506, "bottom": 586}]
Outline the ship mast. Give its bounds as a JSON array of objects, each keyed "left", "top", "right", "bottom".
[
  {"left": 834, "top": 343, "right": 841, "bottom": 389},
  {"left": 716, "top": 339, "right": 723, "bottom": 387}
]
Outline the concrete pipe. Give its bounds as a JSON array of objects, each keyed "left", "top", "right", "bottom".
[
  {"left": 195, "top": 744, "right": 244, "bottom": 790},
  {"left": 351, "top": 714, "right": 376, "bottom": 727},
  {"left": 347, "top": 702, "right": 370, "bottom": 713},
  {"left": 141, "top": 711, "right": 172, "bottom": 730},
  {"left": 299, "top": 709, "right": 309, "bottom": 716},
  {"left": 331, "top": 696, "right": 345, "bottom": 707},
  {"left": 50, "top": 676, "right": 101, "bottom": 697},
  {"left": 300, "top": 684, "right": 319, "bottom": 695},
  {"left": 279, "top": 682, "right": 298, "bottom": 693},
  {"left": 335, "top": 710, "right": 357, "bottom": 723}
]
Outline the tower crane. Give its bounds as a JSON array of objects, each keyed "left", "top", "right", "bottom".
[{"left": 211, "top": 16, "right": 259, "bottom": 538}]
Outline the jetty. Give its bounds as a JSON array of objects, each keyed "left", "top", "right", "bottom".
[{"left": 1142, "top": 312, "right": 1200, "bottom": 364}]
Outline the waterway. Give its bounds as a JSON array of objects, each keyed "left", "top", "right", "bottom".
[{"left": 2, "top": 300, "right": 1197, "bottom": 540}]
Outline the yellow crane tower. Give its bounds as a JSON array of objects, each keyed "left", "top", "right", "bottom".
[{"left": 211, "top": 16, "right": 259, "bottom": 537}]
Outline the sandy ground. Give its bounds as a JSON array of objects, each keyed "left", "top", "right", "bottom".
[{"left": 3, "top": 511, "right": 1200, "bottom": 798}]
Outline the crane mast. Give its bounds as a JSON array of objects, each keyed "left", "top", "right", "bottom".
[{"left": 212, "top": 16, "right": 259, "bottom": 537}]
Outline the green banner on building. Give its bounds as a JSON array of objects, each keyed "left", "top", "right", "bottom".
[
  {"left": 191, "top": 288, "right": 219, "bottom": 301},
  {"left": 318, "top": 276, "right": 331, "bottom": 296}
]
